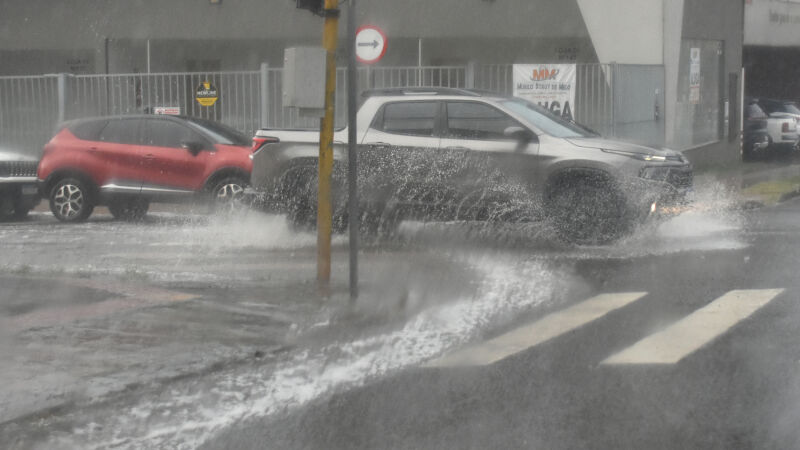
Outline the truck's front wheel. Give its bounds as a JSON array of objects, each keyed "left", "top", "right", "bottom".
[{"left": 547, "top": 180, "right": 633, "bottom": 245}]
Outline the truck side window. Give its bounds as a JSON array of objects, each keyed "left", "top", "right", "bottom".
[
  {"left": 378, "top": 102, "right": 438, "bottom": 137},
  {"left": 445, "top": 102, "right": 522, "bottom": 140}
]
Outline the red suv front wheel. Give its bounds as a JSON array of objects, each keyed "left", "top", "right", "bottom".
[{"left": 49, "top": 178, "right": 95, "bottom": 222}]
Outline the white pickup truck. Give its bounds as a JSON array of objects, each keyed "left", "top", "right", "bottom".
[{"left": 249, "top": 88, "right": 692, "bottom": 244}]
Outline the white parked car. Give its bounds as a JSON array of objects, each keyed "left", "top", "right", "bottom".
[{"left": 751, "top": 98, "right": 799, "bottom": 151}]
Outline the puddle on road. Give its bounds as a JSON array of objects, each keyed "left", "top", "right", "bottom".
[
  {"left": 0, "top": 211, "right": 337, "bottom": 283},
  {"left": 38, "top": 255, "right": 570, "bottom": 450}
]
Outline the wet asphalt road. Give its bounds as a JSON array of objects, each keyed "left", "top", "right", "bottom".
[
  {"left": 203, "top": 199, "right": 800, "bottom": 449},
  {"left": 1, "top": 184, "right": 798, "bottom": 449}
]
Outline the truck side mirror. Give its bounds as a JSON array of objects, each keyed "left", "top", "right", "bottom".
[{"left": 504, "top": 126, "right": 536, "bottom": 144}]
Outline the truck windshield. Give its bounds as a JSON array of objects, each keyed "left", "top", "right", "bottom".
[{"left": 501, "top": 98, "right": 598, "bottom": 138}]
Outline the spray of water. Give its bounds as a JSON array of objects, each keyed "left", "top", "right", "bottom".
[{"left": 40, "top": 255, "right": 567, "bottom": 449}]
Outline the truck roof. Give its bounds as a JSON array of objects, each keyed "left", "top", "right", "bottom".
[{"left": 361, "top": 87, "right": 507, "bottom": 99}]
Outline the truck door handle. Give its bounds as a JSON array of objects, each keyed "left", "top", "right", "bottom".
[{"left": 366, "top": 142, "right": 391, "bottom": 150}]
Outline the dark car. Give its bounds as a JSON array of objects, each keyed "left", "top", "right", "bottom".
[
  {"left": 0, "top": 148, "right": 40, "bottom": 220},
  {"left": 37, "top": 115, "right": 254, "bottom": 222},
  {"left": 743, "top": 100, "right": 771, "bottom": 160}
]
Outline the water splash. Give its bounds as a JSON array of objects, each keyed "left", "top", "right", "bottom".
[{"left": 42, "top": 255, "right": 565, "bottom": 449}]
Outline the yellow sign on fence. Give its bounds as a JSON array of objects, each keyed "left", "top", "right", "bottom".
[{"left": 195, "top": 81, "right": 219, "bottom": 107}]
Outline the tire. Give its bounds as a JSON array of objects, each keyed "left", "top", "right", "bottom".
[
  {"left": 209, "top": 176, "right": 248, "bottom": 213},
  {"left": 49, "top": 177, "right": 94, "bottom": 223},
  {"left": 108, "top": 197, "right": 149, "bottom": 221},
  {"left": 359, "top": 203, "right": 402, "bottom": 239},
  {"left": 11, "top": 207, "right": 31, "bottom": 220},
  {"left": 0, "top": 194, "right": 14, "bottom": 221},
  {"left": 547, "top": 179, "right": 633, "bottom": 245},
  {"left": 280, "top": 166, "right": 318, "bottom": 231},
  {"left": 279, "top": 167, "right": 351, "bottom": 234}
]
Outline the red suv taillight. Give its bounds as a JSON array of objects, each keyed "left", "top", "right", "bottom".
[
  {"left": 783, "top": 122, "right": 791, "bottom": 132},
  {"left": 252, "top": 136, "right": 279, "bottom": 152}
]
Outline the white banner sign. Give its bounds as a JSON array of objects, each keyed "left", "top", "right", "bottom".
[
  {"left": 153, "top": 106, "right": 181, "bottom": 115},
  {"left": 512, "top": 64, "right": 576, "bottom": 120},
  {"left": 689, "top": 48, "right": 701, "bottom": 104}
]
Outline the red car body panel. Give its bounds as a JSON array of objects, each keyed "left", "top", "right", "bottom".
[{"left": 38, "top": 118, "right": 253, "bottom": 197}]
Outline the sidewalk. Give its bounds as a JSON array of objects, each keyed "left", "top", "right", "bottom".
[{"left": 694, "top": 157, "right": 800, "bottom": 207}]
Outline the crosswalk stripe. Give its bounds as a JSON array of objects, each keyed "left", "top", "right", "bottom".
[
  {"left": 425, "top": 292, "right": 648, "bottom": 368},
  {"left": 602, "top": 288, "right": 784, "bottom": 365}
]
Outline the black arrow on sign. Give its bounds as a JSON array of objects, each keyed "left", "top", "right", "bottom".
[{"left": 358, "top": 40, "right": 379, "bottom": 49}]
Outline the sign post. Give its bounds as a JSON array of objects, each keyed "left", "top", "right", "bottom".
[
  {"left": 317, "top": 0, "right": 339, "bottom": 295},
  {"left": 347, "top": 0, "right": 359, "bottom": 301}
]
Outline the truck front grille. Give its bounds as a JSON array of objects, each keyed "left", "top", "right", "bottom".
[{"left": 0, "top": 161, "right": 38, "bottom": 178}]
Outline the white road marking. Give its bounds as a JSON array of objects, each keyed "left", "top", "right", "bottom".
[
  {"left": 602, "top": 288, "right": 784, "bottom": 365},
  {"left": 425, "top": 292, "right": 648, "bottom": 368}
]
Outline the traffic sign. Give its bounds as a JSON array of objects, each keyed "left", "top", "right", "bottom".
[{"left": 355, "top": 25, "right": 387, "bottom": 64}]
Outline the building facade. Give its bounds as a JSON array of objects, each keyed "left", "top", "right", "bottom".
[{"left": 0, "top": 0, "right": 744, "bottom": 166}]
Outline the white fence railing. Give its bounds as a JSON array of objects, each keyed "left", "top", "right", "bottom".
[{"left": 0, "top": 63, "right": 663, "bottom": 156}]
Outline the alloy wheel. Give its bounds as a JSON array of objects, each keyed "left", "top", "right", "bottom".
[
  {"left": 215, "top": 183, "right": 244, "bottom": 201},
  {"left": 53, "top": 183, "right": 84, "bottom": 219}
]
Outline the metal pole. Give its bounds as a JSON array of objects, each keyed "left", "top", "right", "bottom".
[
  {"left": 318, "top": 0, "right": 340, "bottom": 294},
  {"left": 56, "top": 73, "right": 66, "bottom": 124},
  {"left": 347, "top": 0, "right": 359, "bottom": 301},
  {"left": 260, "top": 62, "right": 270, "bottom": 128},
  {"left": 417, "top": 38, "right": 423, "bottom": 87}
]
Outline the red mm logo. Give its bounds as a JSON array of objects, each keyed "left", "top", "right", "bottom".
[{"left": 531, "top": 68, "right": 559, "bottom": 81}]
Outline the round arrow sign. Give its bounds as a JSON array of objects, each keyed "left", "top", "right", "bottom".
[{"left": 355, "top": 25, "right": 387, "bottom": 64}]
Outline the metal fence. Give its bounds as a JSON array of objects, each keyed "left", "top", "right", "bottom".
[
  {"left": 0, "top": 63, "right": 663, "bottom": 156},
  {"left": 0, "top": 76, "right": 60, "bottom": 154}
]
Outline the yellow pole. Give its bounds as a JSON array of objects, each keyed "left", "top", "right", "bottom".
[{"left": 318, "top": 0, "right": 339, "bottom": 293}]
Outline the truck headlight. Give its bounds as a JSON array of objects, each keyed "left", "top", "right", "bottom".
[{"left": 602, "top": 149, "right": 667, "bottom": 162}]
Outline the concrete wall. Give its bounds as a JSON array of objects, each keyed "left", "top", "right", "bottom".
[
  {"left": 576, "top": 0, "right": 663, "bottom": 64},
  {"left": 745, "top": 0, "right": 800, "bottom": 46},
  {"left": 0, "top": 0, "right": 595, "bottom": 74},
  {"left": 672, "top": 0, "right": 744, "bottom": 168}
]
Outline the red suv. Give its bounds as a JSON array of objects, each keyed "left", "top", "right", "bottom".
[{"left": 38, "top": 115, "right": 254, "bottom": 222}]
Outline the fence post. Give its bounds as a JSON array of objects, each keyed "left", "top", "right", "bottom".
[
  {"left": 57, "top": 73, "right": 67, "bottom": 123},
  {"left": 465, "top": 61, "right": 477, "bottom": 89},
  {"left": 260, "top": 62, "right": 270, "bottom": 128},
  {"left": 610, "top": 63, "right": 617, "bottom": 138}
]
